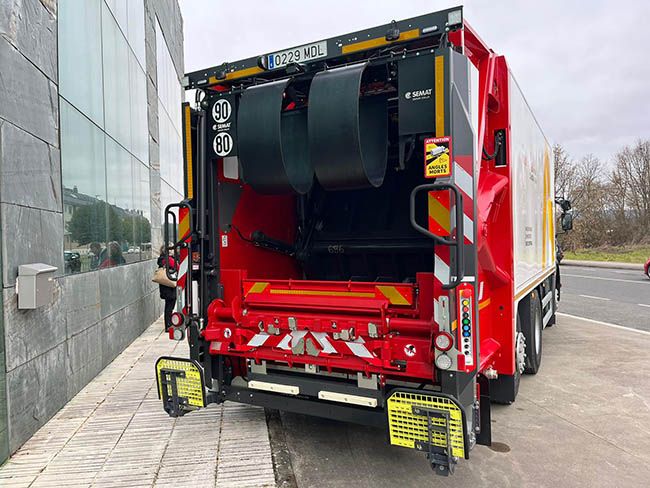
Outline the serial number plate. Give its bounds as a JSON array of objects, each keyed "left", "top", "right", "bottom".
[{"left": 267, "top": 41, "right": 327, "bottom": 69}]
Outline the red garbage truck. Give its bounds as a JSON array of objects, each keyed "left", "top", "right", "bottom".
[{"left": 156, "top": 6, "right": 572, "bottom": 474}]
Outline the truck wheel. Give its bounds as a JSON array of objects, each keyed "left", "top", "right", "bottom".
[
  {"left": 522, "top": 290, "right": 542, "bottom": 374},
  {"left": 490, "top": 312, "right": 524, "bottom": 404}
]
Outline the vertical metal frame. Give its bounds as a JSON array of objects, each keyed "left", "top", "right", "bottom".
[{"left": 432, "top": 46, "right": 481, "bottom": 434}]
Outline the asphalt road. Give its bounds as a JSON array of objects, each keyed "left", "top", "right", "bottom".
[
  {"left": 275, "top": 265, "right": 650, "bottom": 487},
  {"left": 279, "top": 313, "right": 650, "bottom": 488},
  {"left": 559, "top": 264, "right": 650, "bottom": 331}
]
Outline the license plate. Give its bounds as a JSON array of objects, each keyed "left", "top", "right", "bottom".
[{"left": 267, "top": 41, "right": 327, "bottom": 69}]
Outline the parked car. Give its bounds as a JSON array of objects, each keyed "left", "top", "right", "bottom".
[{"left": 644, "top": 257, "right": 650, "bottom": 280}]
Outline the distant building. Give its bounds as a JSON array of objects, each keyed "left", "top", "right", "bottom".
[{"left": 0, "top": 0, "right": 185, "bottom": 462}]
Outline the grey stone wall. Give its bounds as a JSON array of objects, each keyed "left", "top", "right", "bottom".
[{"left": 0, "top": 0, "right": 184, "bottom": 458}]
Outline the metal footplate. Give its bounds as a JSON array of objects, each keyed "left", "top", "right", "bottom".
[
  {"left": 155, "top": 357, "right": 206, "bottom": 417},
  {"left": 412, "top": 406, "right": 456, "bottom": 476},
  {"left": 386, "top": 389, "right": 468, "bottom": 476}
]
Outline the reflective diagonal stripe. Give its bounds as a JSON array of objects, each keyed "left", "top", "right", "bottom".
[
  {"left": 248, "top": 333, "right": 270, "bottom": 347},
  {"left": 376, "top": 285, "right": 411, "bottom": 305},
  {"left": 290, "top": 330, "right": 308, "bottom": 344},
  {"left": 310, "top": 332, "right": 337, "bottom": 354},
  {"left": 463, "top": 213, "right": 474, "bottom": 243},
  {"left": 345, "top": 338, "right": 374, "bottom": 359},
  {"left": 454, "top": 161, "right": 474, "bottom": 199},
  {"left": 434, "top": 254, "right": 451, "bottom": 283},
  {"left": 246, "top": 282, "right": 269, "bottom": 295},
  {"left": 177, "top": 258, "right": 188, "bottom": 285},
  {"left": 428, "top": 192, "right": 451, "bottom": 234},
  {"left": 276, "top": 334, "right": 291, "bottom": 350},
  {"left": 179, "top": 215, "right": 190, "bottom": 241}
]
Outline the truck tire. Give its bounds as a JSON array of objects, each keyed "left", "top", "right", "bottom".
[
  {"left": 522, "top": 290, "right": 542, "bottom": 374},
  {"left": 490, "top": 311, "right": 523, "bottom": 404}
]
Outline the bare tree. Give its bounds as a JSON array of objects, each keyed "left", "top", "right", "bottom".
[
  {"left": 553, "top": 144, "right": 577, "bottom": 200},
  {"left": 613, "top": 140, "right": 650, "bottom": 240},
  {"left": 553, "top": 139, "right": 650, "bottom": 250}
]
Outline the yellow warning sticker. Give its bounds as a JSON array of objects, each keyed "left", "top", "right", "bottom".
[{"left": 424, "top": 136, "right": 452, "bottom": 178}]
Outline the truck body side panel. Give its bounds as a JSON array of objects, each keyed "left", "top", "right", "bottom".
[{"left": 509, "top": 73, "right": 555, "bottom": 298}]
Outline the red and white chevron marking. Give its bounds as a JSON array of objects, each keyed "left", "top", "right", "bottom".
[
  {"left": 244, "top": 330, "right": 378, "bottom": 362},
  {"left": 432, "top": 155, "right": 475, "bottom": 335},
  {"left": 176, "top": 206, "right": 191, "bottom": 314}
]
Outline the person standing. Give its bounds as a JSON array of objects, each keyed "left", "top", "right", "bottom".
[
  {"left": 99, "top": 241, "right": 126, "bottom": 268},
  {"left": 157, "top": 245, "right": 177, "bottom": 331},
  {"left": 89, "top": 242, "right": 106, "bottom": 270}
]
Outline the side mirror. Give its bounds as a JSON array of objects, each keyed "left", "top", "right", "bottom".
[
  {"left": 561, "top": 211, "right": 573, "bottom": 232},
  {"left": 556, "top": 197, "right": 572, "bottom": 212}
]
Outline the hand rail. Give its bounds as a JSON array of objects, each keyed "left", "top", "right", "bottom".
[
  {"left": 164, "top": 201, "right": 193, "bottom": 315},
  {"left": 409, "top": 183, "right": 464, "bottom": 289}
]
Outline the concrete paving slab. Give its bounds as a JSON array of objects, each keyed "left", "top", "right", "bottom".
[
  {"left": 280, "top": 315, "right": 650, "bottom": 487},
  {"left": 0, "top": 318, "right": 275, "bottom": 488}
]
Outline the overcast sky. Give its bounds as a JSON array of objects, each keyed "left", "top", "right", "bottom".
[{"left": 179, "top": 0, "right": 650, "bottom": 165}]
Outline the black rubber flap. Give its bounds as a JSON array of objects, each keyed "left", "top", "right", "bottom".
[
  {"left": 238, "top": 79, "right": 313, "bottom": 194},
  {"left": 308, "top": 62, "right": 388, "bottom": 190}
]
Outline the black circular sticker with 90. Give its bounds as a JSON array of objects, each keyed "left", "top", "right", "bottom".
[{"left": 211, "top": 97, "right": 236, "bottom": 157}]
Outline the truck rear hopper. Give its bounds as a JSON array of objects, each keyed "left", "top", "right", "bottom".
[{"left": 155, "top": 6, "right": 566, "bottom": 475}]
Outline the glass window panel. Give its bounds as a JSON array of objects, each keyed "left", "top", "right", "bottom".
[
  {"left": 156, "top": 18, "right": 182, "bottom": 133},
  {"left": 160, "top": 182, "right": 182, "bottom": 246},
  {"left": 175, "top": 134, "right": 184, "bottom": 191},
  {"left": 156, "top": 17, "right": 184, "bottom": 194},
  {"left": 133, "top": 160, "right": 152, "bottom": 260},
  {"left": 129, "top": 52, "right": 149, "bottom": 164},
  {"left": 105, "top": 0, "right": 128, "bottom": 38},
  {"left": 58, "top": 0, "right": 104, "bottom": 126},
  {"left": 105, "top": 136, "right": 133, "bottom": 268},
  {"left": 158, "top": 108, "right": 183, "bottom": 192},
  {"left": 127, "top": 0, "right": 146, "bottom": 69},
  {"left": 60, "top": 99, "right": 107, "bottom": 274},
  {"left": 102, "top": 2, "right": 132, "bottom": 152},
  {"left": 158, "top": 107, "right": 170, "bottom": 183}
]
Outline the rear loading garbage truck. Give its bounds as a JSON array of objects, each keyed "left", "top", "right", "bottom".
[{"left": 155, "top": 6, "right": 571, "bottom": 475}]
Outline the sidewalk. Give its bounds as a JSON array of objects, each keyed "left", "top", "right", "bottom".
[{"left": 0, "top": 318, "right": 276, "bottom": 488}]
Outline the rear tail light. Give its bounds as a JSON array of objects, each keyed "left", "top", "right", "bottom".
[
  {"left": 435, "top": 353, "right": 453, "bottom": 370},
  {"left": 434, "top": 331, "right": 453, "bottom": 351},
  {"left": 171, "top": 312, "right": 184, "bottom": 327},
  {"left": 172, "top": 327, "right": 185, "bottom": 341}
]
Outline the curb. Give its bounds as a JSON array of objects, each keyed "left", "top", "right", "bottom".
[{"left": 561, "top": 259, "right": 644, "bottom": 271}]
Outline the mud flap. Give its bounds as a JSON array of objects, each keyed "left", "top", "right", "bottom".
[{"left": 156, "top": 356, "right": 206, "bottom": 417}]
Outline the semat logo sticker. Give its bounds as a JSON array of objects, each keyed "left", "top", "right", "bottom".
[{"left": 405, "top": 88, "right": 433, "bottom": 101}]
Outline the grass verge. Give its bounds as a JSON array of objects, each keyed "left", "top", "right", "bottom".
[{"left": 563, "top": 245, "right": 650, "bottom": 264}]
